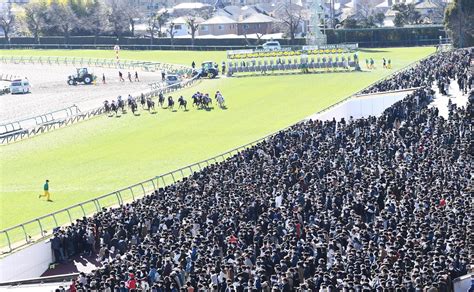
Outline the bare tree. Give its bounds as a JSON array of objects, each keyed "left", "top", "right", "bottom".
[
  {"left": 47, "top": 0, "right": 77, "bottom": 43},
  {"left": 276, "top": 0, "right": 303, "bottom": 44},
  {"left": 147, "top": 10, "right": 169, "bottom": 43},
  {"left": 106, "top": 0, "right": 130, "bottom": 37},
  {"left": 0, "top": 3, "right": 15, "bottom": 44},
  {"left": 167, "top": 21, "right": 177, "bottom": 48},
  {"left": 120, "top": 0, "right": 141, "bottom": 37},
  {"left": 185, "top": 16, "right": 200, "bottom": 47},
  {"left": 19, "top": 1, "right": 47, "bottom": 44},
  {"left": 147, "top": 14, "right": 159, "bottom": 44},
  {"left": 86, "top": 1, "right": 109, "bottom": 41}
]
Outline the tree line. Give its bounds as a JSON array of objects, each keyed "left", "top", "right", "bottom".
[{"left": 0, "top": 0, "right": 148, "bottom": 43}]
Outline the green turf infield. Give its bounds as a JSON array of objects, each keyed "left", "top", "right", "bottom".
[{"left": 0, "top": 47, "right": 434, "bottom": 247}]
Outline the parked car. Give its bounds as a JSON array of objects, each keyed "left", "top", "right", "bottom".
[
  {"left": 165, "top": 74, "right": 181, "bottom": 88},
  {"left": 261, "top": 41, "right": 281, "bottom": 51},
  {"left": 10, "top": 79, "right": 31, "bottom": 94}
]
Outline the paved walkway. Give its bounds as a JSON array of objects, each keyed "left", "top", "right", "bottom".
[
  {"left": 428, "top": 79, "right": 469, "bottom": 118},
  {"left": 41, "top": 254, "right": 101, "bottom": 277}
]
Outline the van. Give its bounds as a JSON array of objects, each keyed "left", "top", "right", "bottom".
[
  {"left": 10, "top": 79, "right": 31, "bottom": 94},
  {"left": 262, "top": 41, "right": 281, "bottom": 51},
  {"left": 165, "top": 74, "right": 181, "bottom": 87}
]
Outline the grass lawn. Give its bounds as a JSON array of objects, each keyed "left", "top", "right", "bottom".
[{"left": 0, "top": 47, "right": 434, "bottom": 248}]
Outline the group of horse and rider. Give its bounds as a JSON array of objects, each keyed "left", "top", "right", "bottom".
[{"left": 103, "top": 90, "right": 226, "bottom": 116}]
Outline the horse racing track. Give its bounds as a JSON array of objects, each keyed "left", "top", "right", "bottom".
[
  {"left": 0, "top": 63, "right": 162, "bottom": 124},
  {"left": 0, "top": 47, "right": 434, "bottom": 250}
]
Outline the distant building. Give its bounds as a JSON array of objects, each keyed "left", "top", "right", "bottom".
[
  {"left": 168, "top": 16, "right": 205, "bottom": 36},
  {"left": 171, "top": 2, "right": 213, "bottom": 16},
  {"left": 237, "top": 13, "right": 278, "bottom": 35},
  {"left": 198, "top": 15, "right": 238, "bottom": 35}
]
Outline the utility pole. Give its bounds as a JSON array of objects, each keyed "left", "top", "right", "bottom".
[{"left": 458, "top": 0, "right": 463, "bottom": 47}]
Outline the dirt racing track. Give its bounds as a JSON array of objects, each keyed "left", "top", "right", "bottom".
[{"left": 0, "top": 63, "right": 163, "bottom": 124}]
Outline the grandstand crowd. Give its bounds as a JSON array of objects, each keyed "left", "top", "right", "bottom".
[
  {"left": 361, "top": 49, "right": 473, "bottom": 95},
  {"left": 55, "top": 48, "right": 472, "bottom": 292}
]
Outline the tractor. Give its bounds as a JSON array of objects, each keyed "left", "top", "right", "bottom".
[
  {"left": 192, "top": 61, "right": 219, "bottom": 79},
  {"left": 67, "top": 68, "right": 96, "bottom": 85}
]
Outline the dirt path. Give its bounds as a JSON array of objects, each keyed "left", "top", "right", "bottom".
[{"left": 0, "top": 64, "right": 163, "bottom": 123}]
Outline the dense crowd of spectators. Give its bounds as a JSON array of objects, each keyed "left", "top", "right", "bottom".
[
  {"left": 361, "top": 49, "right": 473, "bottom": 95},
  {"left": 55, "top": 49, "right": 472, "bottom": 292}
]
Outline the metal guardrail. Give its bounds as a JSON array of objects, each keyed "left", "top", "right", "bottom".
[
  {"left": 0, "top": 50, "right": 439, "bottom": 253},
  {"left": 0, "top": 73, "right": 21, "bottom": 81},
  {"left": 0, "top": 55, "right": 192, "bottom": 76},
  {"left": 0, "top": 57, "right": 201, "bottom": 144},
  {"left": 0, "top": 75, "right": 200, "bottom": 144},
  {"left": 0, "top": 127, "right": 270, "bottom": 254}
]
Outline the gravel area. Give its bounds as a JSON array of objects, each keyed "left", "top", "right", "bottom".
[{"left": 0, "top": 64, "right": 162, "bottom": 124}]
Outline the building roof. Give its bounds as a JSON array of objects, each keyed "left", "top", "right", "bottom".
[
  {"left": 415, "top": 0, "right": 439, "bottom": 9},
  {"left": 201, "top": 15, "right": 237, "bottom": 25},
  {"left": 173, "top": 2, "right": 211, "bottom": 10},
  {"left": 375, "top": 0, "right": 392, "bottom": 8},
  {"left": 239, "top": 13, "right": 277, "bottom": 23},
  {"left": 172, "top": 16, "right": 205, "bottom": 24}
]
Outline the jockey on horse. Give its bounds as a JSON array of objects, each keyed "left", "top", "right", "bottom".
[
  {"left": 117, "top": 95, "right": 125, "bottom": 113},
  {"left": 103, "top": 100, "right": 110, "bottom": 114},
  {"left": 127, "top": 94, "right": 134, "bottom": 108},
  {"left": 140, "top": 93, "right": 146, "bottom": 108},
  {"left": 110, "top": 100, "right": 118, "bottom": 116},
  {"left": 216, "top": 91, "right": 225, "bottom": 108},
  {"left": 178, "top": 95, "right": 187, "bottom": 110},
  {"left": 158, "top": 92, "right": 165, "bottom": 107},
  {"left": 167, "top": 96, "right": 175, "bottom": 110}
]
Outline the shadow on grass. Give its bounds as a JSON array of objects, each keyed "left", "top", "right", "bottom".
[{"left": 359, "top": 49, "right": 390, "bottom": 53}]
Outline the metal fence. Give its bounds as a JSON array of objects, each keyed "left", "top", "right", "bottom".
[
  {"left": 0, "top": 55, "right": 192, "bottom": 76},
  {"left": 0, "top": 73, "right": 21, "bottom": 81},
  {"left": 0, "top": 49, "right": 440, "bottom": 253},
  {"left": 0, "top": 129, "right": 272, "bottom": 254},
  {"left": 0, "top": 61, "right": 201, "bottom": 144}
]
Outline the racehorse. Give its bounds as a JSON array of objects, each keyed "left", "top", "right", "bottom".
[
  {"left": 158, "top": 93, "right": 165, "bottom": 108},
  {"left": 192, "top": 93, "right": 201, "bottom": 108},
  {"left": 178, "top": 96, "right": 187, "bottom": 110},
  {"left": 146, "top": 98, "right": 155, "bottom": 112},
  {"left": 127, "top": 95, "right": 134, "bottom": 109},
  {"left": 117, "top": 98, "right": 126, "bottom": 113},
  {"left": 140, "top": 93, "right": 146, "bottom": 108},
  {"left": 130, "top": 100, "right": 138, "bottom": 115},
  {"left": 103, "top": 100, "right": 110, "bottom": 115},
  {"left": 110, "top": 101, "right": 119, "bottom": 116},
  {"left": 202, "top": 94, "right": 212, "bottom": 109},
  {"left": 216, "top": 93, "right": 225, "bottom": 109},
  {"left": 167, "top": 96, "right": 175, "bottom": 110}
]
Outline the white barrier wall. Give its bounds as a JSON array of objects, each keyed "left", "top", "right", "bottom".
[
  {"left": 453, "top": 273, "right": 473, "bottom": 292},
  {"left": 0, "top": 240, "right": 52, "bottom": 282},
  {"left": 308, "top": 89, "right": 415, "bottom": 121}
]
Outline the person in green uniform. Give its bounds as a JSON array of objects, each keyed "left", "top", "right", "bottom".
[{"left": 39, "top": 179, "right": 52, "bottom": 202}]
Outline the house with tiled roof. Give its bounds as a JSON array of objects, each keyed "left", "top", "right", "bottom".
[
  {"left": 198, "top": 15, "right": 238, "bottom": 35},
  {"left": 237, "top": 13, "right": 279, "bottom": 35}
]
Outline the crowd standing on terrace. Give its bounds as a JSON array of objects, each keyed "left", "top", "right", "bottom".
[
  {"left": 53, "top": 48, "right": 472, "bottom": 292},
  {"left": 361, "top": 49, "right": 473, "bottom": 95}
]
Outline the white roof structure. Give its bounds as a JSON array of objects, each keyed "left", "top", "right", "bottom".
[
  {"left": 200, "top": 15, "right": 237, "bottom": 25},
  {"left": 172, "top": 16, "right": 205, "bottom": 24},
  {"left": 239, "top": 13, "right": 277, "bottom": 23},
  {"left": 415, "top": 0, "right": 440, "bottom": 9},
  {"left": 172, "top": 2, "right": 211, "bottom": 10}
]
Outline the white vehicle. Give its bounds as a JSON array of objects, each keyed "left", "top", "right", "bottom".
[
  {"left": 262, "top": 41, "right": 281, "bottom": 51},
  {"left": 10, "top": 79, "right": 31, "bottom": 94},
  {"left": 165, "top": 74, "right": 181, "bottom": 87}
]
